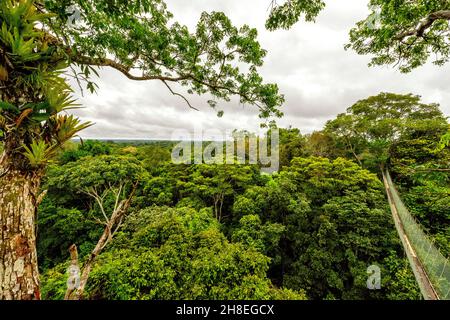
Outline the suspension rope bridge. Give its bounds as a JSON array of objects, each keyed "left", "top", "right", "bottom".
[{"left": 382, "top": 170, "right": 450, "bottom": 300}]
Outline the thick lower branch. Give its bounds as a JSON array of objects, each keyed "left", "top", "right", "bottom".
[
  {"left": 71, "top": 55, "right": 189, "bottom": 82},
  {"left": 395, "top": 10, "right": 450, "bottom": 40}
]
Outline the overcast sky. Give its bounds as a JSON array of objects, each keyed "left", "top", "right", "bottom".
[{"left": 72, "top": 0, "right": 450, "bottom": 140}]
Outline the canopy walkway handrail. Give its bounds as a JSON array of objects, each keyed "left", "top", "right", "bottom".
[{"left": 382, "top": 170, "right": 450, "bottom": 300}]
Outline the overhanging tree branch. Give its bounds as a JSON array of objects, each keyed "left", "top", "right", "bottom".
[
  {"left": 37, "top": 18, "right": 278, "bottom": 116},
  {"left": 395, "top": 10, "right": 450, "bottom": 41},
  {"left": 71, "top": 55, "right": 267, "bottom": 113},
  {"left": 71, "top": 55, "right": 189, "bottom": 82}
]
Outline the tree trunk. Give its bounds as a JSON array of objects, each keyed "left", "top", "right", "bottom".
[
  {"left": 77, "top": 227, "right": 110, "bottom": 298},
  {"left": 67, "top": 225, "right": 111, "bottom": 300},
  {"left": 66, "top": 188, "right": 136, "bottom": 300},
  {"left": 64, "top": 244, "right": 80, "bottom": 300},
  {"left": 0, "top": 155, "right": 42, "bottom": 300}
]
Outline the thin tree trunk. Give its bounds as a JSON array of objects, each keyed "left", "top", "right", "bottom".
[
  {"left": 345, "top": 137, "right": 362, "bottom": 167},
  {"left": 75, "top": 226, "right": 110, "bottom": 299},
  {"left": 64, "top": 244, "right": 80, "bottom": 300},
  {"left": 0, "top": 154, "right": 42, "bottom": 300},
  {"left": 214, "top": 197, "right": 219, "bottom": 220},
  {"left": 219, "top": 193, "right": 224, "bottom": 222},
  {"left": 65, "top": 184, "right": 137, "bottom": 300}
]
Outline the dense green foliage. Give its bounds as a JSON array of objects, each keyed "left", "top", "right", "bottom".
[
  {"left": 42, "top": 206, "right": 306, "bottom": 300},
  {"left": 324, "top": 93, "right": 450, "bottom": 257},
  {"left": 39, "top": 97, "right": 449, "bottom": 300},
  {"left": 266, "top": 0, "right": 325, "bottom": 30},
  {"left": 233, "top": 157, "right": 415, "bottom": 299},
  {"left": 389, "top": 129, "right": 450, "bottom": 256},
  {"left": 3, "top": 0, "right": 449, "bottom": 301}
]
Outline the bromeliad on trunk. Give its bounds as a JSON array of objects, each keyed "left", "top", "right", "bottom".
[
  {"left": 1, "top": 0, "right": 285, "bottom": 299},
  {"left": 0, "top": 1, "right": 90, "bottom": 299}
]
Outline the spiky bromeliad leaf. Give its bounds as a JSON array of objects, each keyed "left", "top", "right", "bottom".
[
  {"left": 21, "top": 116, "right": 91, "bottom": 167},
  {"left": 0, "top": 3, "right": 45, "bottom": 63},
  {"left": 46, "top": 88, "right": 80, "bottom": 113},
  {"left": 54, "top": 114, "right": 92, "bottom": 144},
  {"left": 22, "top": 140, "right": 57, "bottom": 167}
]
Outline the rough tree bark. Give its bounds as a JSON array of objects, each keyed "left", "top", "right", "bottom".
[{"left": 0, "top": 153, "right": 42, "bottom": 300}]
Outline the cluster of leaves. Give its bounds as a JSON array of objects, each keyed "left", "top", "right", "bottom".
[
  {"left": 58, "top": 140, "right": 112, "bottom": 164},
  {"left": 389, "top": 127, "right": 450, "bottom": 256},
  {"left": 233, "top": 156, "right": 419, "bottom": 299},
  {"left": 438, "top": 129, "right": 450, "bottom": 151},
  {"left": 38, "top": 154, "right": 146, "bottom": 268},
  {"left": 39, "top": 136, "right": 422, "bottom": 300},
  {"left": 85, "top": 206, "right": 305, "bottom": 300},
  {"left": 266, "top": 0, "right": 325, "bottom": 30},
  {"left": 41, "top": 206, "right": 306, "bottom": 300},
  {"left": 278, "top": 127, "right": 307, "bottom": 169},
  {"left": 142, "top": 162, "right": 265, "bottom": 218},
  {"left": 38, "top": 0, "right": 285, "bottom": 119},
  {"left": 347, "top": 0, "right": 450, "bottom": 72},
  {"left": 0, "top": 0, "right": 91, "bottom": 169}
]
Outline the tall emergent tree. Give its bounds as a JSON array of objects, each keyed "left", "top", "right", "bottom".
[
  {"left": 325, "top": 93, "right": 448, "bottom": 170},
  {"left": 0, "top": 0, "right": 291, "bottom": 300}
]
